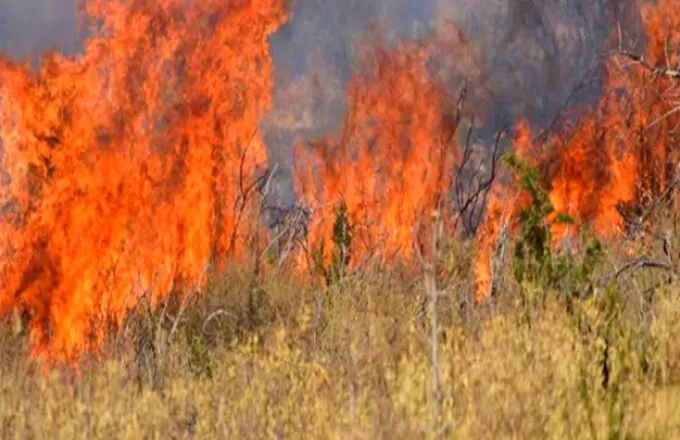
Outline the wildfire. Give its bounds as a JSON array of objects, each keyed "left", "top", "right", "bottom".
[
  {"left": 474, "top": 0, "right": 680, "bottom": 302},
  {"left": 0, "top": 0, "right": 287, "bottom": 363},
  {"left": 2, "top": 0, "right": 679, "bottom": 363},
  {"left": 294, "top": 39, "right": 458, "bottom": 270}
]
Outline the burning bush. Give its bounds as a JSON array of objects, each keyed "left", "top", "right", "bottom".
[
  {"left": 1, "top": 0, "right": 680, "bottom": 369},
  {"left": 294, "top": 39, "right": 460, "bottom": 272},
  {"left": 476, "top": 0, "right": 680, "bottom": 302},
  {"left": 0, "top": 0, "right": 287, "bottom": 363}
]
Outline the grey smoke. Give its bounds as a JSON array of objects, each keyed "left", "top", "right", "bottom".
[
  {"left": 263, "top": 0, "right": 638, "bottom": 206},
  {"left": 0, "top": 0, "right": 81, "bottom": 59},
  {"left": 263, "top": 0, "right": 436, "bottom": 205},
  {"left": 0, "top": 0, "right": 640, "bottom": 208},
  {"left": 434, "top": 0, "right": 636, "bottom": 135}
]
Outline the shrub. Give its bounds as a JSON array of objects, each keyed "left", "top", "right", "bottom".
[
  {"left": 314, "top": 200, "right": 353, "bottom": 287},
  {"left": 505, "top": 151, "right": 603, "bottom": 310}
]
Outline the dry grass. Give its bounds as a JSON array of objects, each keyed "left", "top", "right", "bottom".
[{"left": 1, "top": 235, "right": 680, "bottom": 439}]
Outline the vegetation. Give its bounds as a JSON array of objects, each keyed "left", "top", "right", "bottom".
[
  {"left": 505, "top": 151, "right": 604, "bottom": 310},
  {"left": 2, "top": 163, "right": 680, "bottom": 439},
  {"left": 1, "top": 2, "right": 680, "bottom": 439},
  {"left": 314, "top": 200, "right": 353, "bottom": 287}
]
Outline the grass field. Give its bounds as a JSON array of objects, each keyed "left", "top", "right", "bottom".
[{"left": 2, "top": 230, "right": 680, "bottom": 440}]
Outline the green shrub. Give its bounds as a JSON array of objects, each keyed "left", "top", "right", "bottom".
[
  {"left": 505, "top": 151, "right": 603, "bottom": 309},
  {"left": 314, "top": 200, "right": 353, "bottom": 287}
]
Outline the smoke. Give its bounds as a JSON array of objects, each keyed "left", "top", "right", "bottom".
[
  {"left": 434, "top": 0, "right": 638, "bottom": 133},
  {"left": 0, "top": 0, "right": 640, "bottom": 206},
  {"left": 262, "top": 0, "right": 436, "bottom": 206},
  {"left": 0, "top": 0, "right": 81, "bottom": 59},
  {"left": 262, "top": 0, "right": 639, "bottom": 206}
]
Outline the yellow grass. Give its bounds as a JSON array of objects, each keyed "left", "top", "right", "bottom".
[{"left": 1, "top": 238, "right": 680, "bottom": 439}]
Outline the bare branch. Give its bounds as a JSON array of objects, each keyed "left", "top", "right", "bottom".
[
  {"left": 453, "top": 125, "right": 506, "bottom": 235},
  {"left": 616, "top": 50, "right": 680, "bottom": 79},
  {"left": 610, "top": 258, "right": 672, "bottom": 283},
  {"left": 412, "top": 210, "right": 444, "bottom": 438},
  {"left": 202, "top": 309, "right": 237, "bottom": 336}
]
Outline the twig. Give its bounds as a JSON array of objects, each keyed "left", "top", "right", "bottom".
[
  {"left": 167, "top": 289, "right": 197, "bottom": 346},
  {"left": 625, "top": 178, "right": 680, "bottom": 236},
  {"left": 454, "top": 126, "right": 506, "bottom": 235},
  {"left": 413, "top": 211, "right": 446, "bottom": 438},
  {"left": 616, "top": 50, "right": 680, "bottom": 79},
  {"left": 642, "top": 104, "right": 680, "bottom": 134},
  {"left": 611, "top": 258, "right": 672, "bottom": 282},
  {"left": 202, "top": 309, "right": 237, "bottom": 336}
]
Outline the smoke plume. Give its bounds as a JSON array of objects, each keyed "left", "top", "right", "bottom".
[
  {"left": 0, "top": 0, "right": 81, "bottom": 59},
  {"left": 0, "top": 0, "right": 638, "bottom": 164},
  {"left": 262, "top": 0, "right": 638, "bottom": 206}
]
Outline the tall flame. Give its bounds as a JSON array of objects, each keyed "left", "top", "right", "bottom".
[
  {"left": 475, "top": 0, "right": 680, "bottom": 302},
  {"left": 294, "top": 40, "right": 458, "bottom": 268},
  {"left": 0, "top": 0, "right": 287, "bottom": 362}
]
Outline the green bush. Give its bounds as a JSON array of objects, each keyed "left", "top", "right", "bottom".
[
  {"left": 314, "top": 200, "right": 353, "bottom": 287},
  {"left": 505, "top": 151, "right": 603, "bottom": 309}
]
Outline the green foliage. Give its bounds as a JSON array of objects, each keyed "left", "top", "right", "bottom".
[
  {"left": 504, "top": 153, "right": 649, "bottom": 438},
  {"left": 314, "top": 200, "right": 353, "bottom": 287},
  {"left": 505, "top": 151, "right": 603, "bottom": 307}
]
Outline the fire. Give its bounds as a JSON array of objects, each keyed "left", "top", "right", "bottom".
[
  {"left": 2, "top": 0, "right": 679, "bottom": 362},
  {"left": 0, "top": 0, "right": 287, "bottom": 363},
  {"left": 475, "top": 0, "right": 680, "bottom": 302},
  {"left": 294, "top": 40, "right": 458, "bottom": 270}
]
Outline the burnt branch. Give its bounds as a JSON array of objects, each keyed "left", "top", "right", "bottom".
[
  {"left": 227, "top": 129, "right": 269, "bottom": 258},
  {"left": 452, "top": 124, "right": 506, "bottom": 236},
  {"left": 616, "top": 50, "right": 680, "bottom": 79},
  {"left": 616, "top": 23, "right": 680, "bottom": 80},
  {"left": 612, "top": 258, "right": 672, "bottom": 282},
  {"left": 623, "top": 178, "right": 680, "bottom": 238},
  {"left": 258, "top": 201, "right": 310, "bottom": 272}
]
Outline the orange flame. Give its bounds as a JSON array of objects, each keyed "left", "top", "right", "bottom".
[
  {"left": 0, "top": 0, "right": 287, "bottom": 363},
  {"left": 294, "top": 39, "right": 458, "bottom": 269},
  {"left": 475, "top": 0, "right": 680, "bottom": 302}
]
